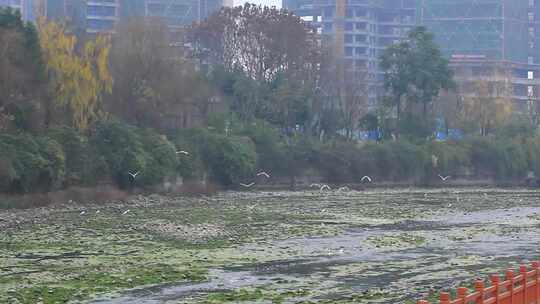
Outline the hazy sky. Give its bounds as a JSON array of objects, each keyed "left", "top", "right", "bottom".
[{"left": 234, "top": 0, "right": 282, "bottom": 8}]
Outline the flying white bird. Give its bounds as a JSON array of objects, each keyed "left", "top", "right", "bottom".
[
  {"left": 240, "top": 182, "right": 255, "bottom": 188},
  {"left": 128, "top": 171, "right": 140, "bottom": 179},
  {"left": 176, "top": 151, "right": 190, "bottom": 155},
  {"left": 438, "top": 174, "right": 451, "bottom": 181},
  {"left": 122, "top": 209, "right": 130, "bottom": 215},
  {"left": 320, "top": 184, "right": 331, "bottom": 191},
  {"left": 361, "top": 176, "right": 372, "bottom": 183},
  {"left": 256, "top": 172, "right": 270, "bottom": 178}
]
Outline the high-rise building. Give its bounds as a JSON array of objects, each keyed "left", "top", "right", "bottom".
[
  {"left": 44, "top": 0, "right": 119, "bottom": 33},
  {"left": 120, "top": 0, "right": 225, "bottom": 29},
  {"left": 283, "top": 0, "right": 417, "bottom": 106},
  {"left": 86, "top": 0, "right": 120, "bottom": 33},
  {"left": 420, "top": 0, "right": 540, "bottom": 111}
]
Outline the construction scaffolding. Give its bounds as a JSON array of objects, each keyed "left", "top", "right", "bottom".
[
  {"left": 420, "top": 0, "right": 529, "bottom": 63},
  {"left": 145, "top": 0, "right": 200, "bottom": 27}
]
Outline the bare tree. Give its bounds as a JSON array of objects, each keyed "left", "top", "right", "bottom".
[
  {"left": 107, "top": 19, "right": 216, "bottom": 130},
  {"left": 190, "top": 3, "right": 320, "bottom": 83}
]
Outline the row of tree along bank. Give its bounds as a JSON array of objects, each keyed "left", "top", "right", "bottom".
[
  {"left": 2, "top": 6, "right": 540, "bottom": 205},
  {"left": 2, "top": 118, "right": 540, "bottom": 196}
]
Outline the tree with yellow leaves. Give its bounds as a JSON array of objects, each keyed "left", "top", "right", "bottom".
[
  {"left": 38, "top": 19, "right": 112, "bottom": 131},
  {"left": 459, "top": 68, "right": 513, "bottom": 136}
]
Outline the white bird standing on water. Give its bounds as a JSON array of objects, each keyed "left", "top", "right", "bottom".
[
  {"left": 176, "top": 151, "right": 190, "bottom": 156},
  {"left": 80, "top": 210, "right": 86, "bottom": 216},
  {"left": 438, "top": 174, "right": 451, "bottom": 181},
  {"left": 128, "top": 171, "right": 140, "bottom": 179},
  {"left": 256, "top": 172, "right": 270, "bottom": 178},
  {"left": 310, "top": 183, "right": 321, "bottom": 188},
  {"left": 96, "top": 210, "right": 100, "bottom": 214},
  {"left": 240, "top": 182, "right": 255, "bottom": 188},
  {"left": 122, "top": 209, "right": 130, "bottom": 215},
  {"left": 338, "top": 186, "right": 350, "bottom": 192},
  {"left": 361, "top": 176, "right": 372, "bottom": 183}
]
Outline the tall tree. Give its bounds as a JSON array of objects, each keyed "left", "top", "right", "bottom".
[
  {"left": 107, "top": 19, "right": 216, "bottom": 130},
  {"left": 191, "top": 4, "right": 320, "bottom": 83},
  {"left": 38, "top": 19, "right": 112, "bottom": 131},
  {"left": 460, "top": 75, "right": 513, "bottom": 136},
  {"left": 380, "top": 26, "right": 454, "bottom": 136},
  {"left": 191, "top": 4, "right": 321, "bottom": 127},
  {"left": 0, "top": 8, "right": 45, "bottom": 131}
]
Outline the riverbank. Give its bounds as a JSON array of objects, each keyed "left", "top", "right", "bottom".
[{"left": 2, "top": 188, "right": 540, "bottom": 303}]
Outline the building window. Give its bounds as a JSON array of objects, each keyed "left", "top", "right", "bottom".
[
  {"left": 355, "top": 34, "right": 365, "bottom": 42},
  {"left": 529, "top": 56, "right": 534, "bottom": 64},
  {"left": 345, "top": 22, "right": 354, "bottom": 31},
  {"left": 345, "top": 47, "right": 353, "bottom": 57},
  {"left": 529, "top": 0, "right": 534, "bottom": 7},
  {"left": 529, "top": 71, "right": 534, "bottom": 79},
  {"left": 345, "top": 34, "right": 353, "bottom": 43},
  {"left": 323, "top": 23, "right": 332, "bottom": 31},
  {"left": 355, "top": 47, "right": 366, "bottom": 55}
]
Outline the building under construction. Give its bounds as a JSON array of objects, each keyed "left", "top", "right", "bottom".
[
  {"left": 282, "top": 0, "right": 417, "bottom": 106},
  {"left": 41, "top": 0, "right": 228, "bottom": 34},
  {"left": 122, "top": 0, "right": 229, "bottom": 29},
  {"left": 285, "top": 0, "right": 540, "bottom": 112},
  {"left": 420, "top": 0, "right": 540, "bottom": 111}
]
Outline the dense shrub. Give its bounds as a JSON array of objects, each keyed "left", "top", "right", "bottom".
[
  {"left": 91, "top": 121, "right": 178, "bottom": 188},
  {"left": 48, "top": 126, "right": 108, "bottom": 185},
  {"left": 316, "top": 141, "right": 356, "bottom": 183},
  {"left": 182, "top": 129, "right": 257, "bottom": 185},
  {"left": 466, "top": 137, "right": 530, "bottom": 179},
  {"left": 239, "top": 122, "right": 289, "bottom": 175},
  {"left": 7, "top": 119, "right": 540, "bottom": 196},
  {"left": 136, "top": 128, "right": 178, "bottom": 185},
  {"left": 425, "top": 141, "right": 470, "bottom": 176},
  {"left": 0, "top": 133, "right": 65, "bottom": 193}
]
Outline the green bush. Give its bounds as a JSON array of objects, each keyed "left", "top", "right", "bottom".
[
  {"left": 91, "top": 121, "right": 178, "bottom": 188},
  {"left": 47, "top": 126, "right": 108, "bottom": 186},
  {"left": 0, "top": 133, "right": 65, "bottom": 193},
  {"left": 425, "top": 141, "right": 470, "bottom": 175},
  {"left": 171, "top": 132, "right": 204, "bottom": 179},
  {"left": 182, "top": 129, "right": 257, "bottom": 185},
  {"left": 466, "top": 137, "right": 528, "bottom": 179},
  {"left": 136, "top": 128, "right": 178, "bottom": 185},
  {"left": 239, "top": 122, "right": 289, "bottom": 176},
  {"left": 316, "top": 141, "right": 355, "bottom": 183}
]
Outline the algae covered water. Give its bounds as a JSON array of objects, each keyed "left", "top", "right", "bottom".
[{"left": 2, "top": 189, "right": 540, "bottom": 303}]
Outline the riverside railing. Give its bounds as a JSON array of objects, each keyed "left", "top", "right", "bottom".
[{"left": 418, "top": 261, "right": 540, "bottom": 304}]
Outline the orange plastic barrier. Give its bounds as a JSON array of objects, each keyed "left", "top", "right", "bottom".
[{"left": 418, "top": 261, "right": 540, "bottom": 304}]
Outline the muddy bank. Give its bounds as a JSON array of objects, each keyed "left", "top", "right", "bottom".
[{"left": 2, "top": 189, "right": 540, "bottom": 303}]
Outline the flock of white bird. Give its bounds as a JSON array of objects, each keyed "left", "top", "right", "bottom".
[{"left": 121, "top": 146, "right": 454, "bottom": 200}]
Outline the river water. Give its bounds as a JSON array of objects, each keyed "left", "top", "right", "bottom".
[{"left": 91, "top": 189, "right": 540, "bottom": 303}]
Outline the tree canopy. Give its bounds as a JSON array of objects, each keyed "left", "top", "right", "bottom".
[{"left": 380, "top": 26, "right": 455, "bottom": 137}]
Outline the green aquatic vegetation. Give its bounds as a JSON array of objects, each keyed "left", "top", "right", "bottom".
[
  {"left": 366, "top": 233, "right": 426, "bottom": 249},
  {"left": 206, "top": 288, "right": 310, "bottom": 304},
  {"left": 2, "top": 189, "right": 540, "bottom": 303}
]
